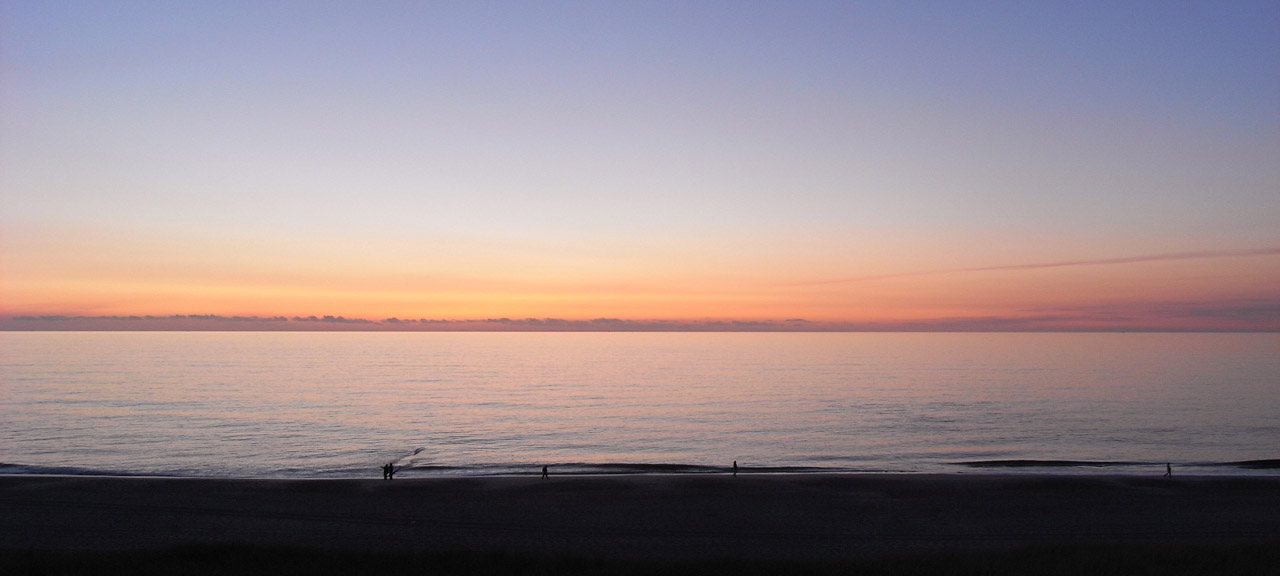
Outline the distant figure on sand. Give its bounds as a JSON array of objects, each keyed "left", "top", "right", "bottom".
[
  {"left": 1164, "top": 463, "right": 1172, "bottom": 478},
  {"left": 541, "top": 465, "right": 549, "bottom": 479},
  {"left": 380, "top": 463, "right": 390, "bottom": 480},
  {"left": 733, "top": 460, "right": 738, "bottom": 477}
]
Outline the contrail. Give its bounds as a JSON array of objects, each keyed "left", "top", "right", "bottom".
[{"left": 785, "top": 247, "right": 1280, "bottom": 287}]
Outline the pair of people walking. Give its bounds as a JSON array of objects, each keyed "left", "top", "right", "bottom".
[{"left": 381, "top": 462, "right": 396, "bottom": 480}]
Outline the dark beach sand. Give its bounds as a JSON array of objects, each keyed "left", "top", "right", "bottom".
[{"left": 4, "top": 474, "right": 1279, "bottom": 567}]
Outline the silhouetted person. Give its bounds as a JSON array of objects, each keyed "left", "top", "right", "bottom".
[
  {"left": 541, "top": 465, "right": 549, "bottom": 479},
  {"left": 380, "top": 463, "right": 390, "bottom": 480},
  {"left": 1164, "top": 463, "right": 1172, "bottom": 478},
  {"left": 387, "top": 463, "right": 396, "bottom": 480},
  {"left": 733, "top": 460, "right": 738, "bottom": 477}
]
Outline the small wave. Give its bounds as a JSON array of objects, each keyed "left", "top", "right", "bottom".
[
  {"left": 955, "top": 460, "right": 1141, "bottom": 468},
  {"left": 574, "top": 463, "right": 725, "bottom": 474},
  {"left": 539, "top": 463, "right": 855, "bottom": 475},
  {"left": 956, "top": 459, "right": 1280, "bottom": 472},
  {"left": 395, "top": 462, "right": 851, "bottom": 476},
  {"left": 0, "top": 462, "right": 153, "bottom": 477},
  {"left": 1228, "top": 459, "right": 1280, "bottom": 469},
  {"left": 394, "top": 463, "right": 728, "bottom": 476}
]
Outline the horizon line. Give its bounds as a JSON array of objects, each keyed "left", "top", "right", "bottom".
[{"left": 3, "top": 311, "right": 1278, "bottom": 333}]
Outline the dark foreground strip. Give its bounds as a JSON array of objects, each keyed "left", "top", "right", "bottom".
[{"left": 5, "top": 541, "right": 1280, "bottom": 576}]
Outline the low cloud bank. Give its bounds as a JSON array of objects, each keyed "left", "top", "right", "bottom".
[
  {"left": 0, "top": 314, "right": 818, "bottom": 332},
  {"left": 3, "top": 301, "right": 1278, "bottom": 332}
]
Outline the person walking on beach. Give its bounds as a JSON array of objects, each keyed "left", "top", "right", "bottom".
[
  {"left": 1164, "top": 463, "right": 1172, "bottom": 478},
  {"left": 541, "top": 465, "right": 549, "bottom": 479},
  {"left": 381, "top": 463, "right": 390, "bottom": 480},
  {"left": 733, "top": 460, "right": 738, "bottom": 477}
]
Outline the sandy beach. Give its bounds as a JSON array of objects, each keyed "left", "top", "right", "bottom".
[{"left": 3, "top": 473, "right": 1279, "bottom": 561}]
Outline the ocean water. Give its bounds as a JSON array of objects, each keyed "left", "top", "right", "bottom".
[{"left": 1, "top": 332, "right": 1277, "bottom": 478}]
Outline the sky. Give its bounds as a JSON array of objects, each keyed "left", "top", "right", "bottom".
[{"left": 2, "top": 1, "right": 1278, "bottom": 331}]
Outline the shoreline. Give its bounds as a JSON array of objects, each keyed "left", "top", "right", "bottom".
[
  {"left": 4, "top": 473, "right": 1279, "bottom": 560},
  {"left": 5, "top": 456, "right": 1277, "bottom": 479},
  {"left": 4, "top": 468, "right": 1280, "bottom": 480}
]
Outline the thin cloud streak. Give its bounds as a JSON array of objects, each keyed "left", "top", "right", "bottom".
[{"left": 786, "top": 248, "right": 1280, "bottom": 287}]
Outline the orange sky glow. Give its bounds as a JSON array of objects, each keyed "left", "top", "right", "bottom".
[{"left": 4, "top": 236, "right": 1277, "bottom": 331}]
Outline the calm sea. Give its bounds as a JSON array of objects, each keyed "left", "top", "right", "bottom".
[{"left": 2, "top": 332, "right": 1277, "bottom": 478}]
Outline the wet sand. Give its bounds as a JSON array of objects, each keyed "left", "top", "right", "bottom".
[{"left": 3, "top": 474, "right": 1278, "bottom": 559}]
